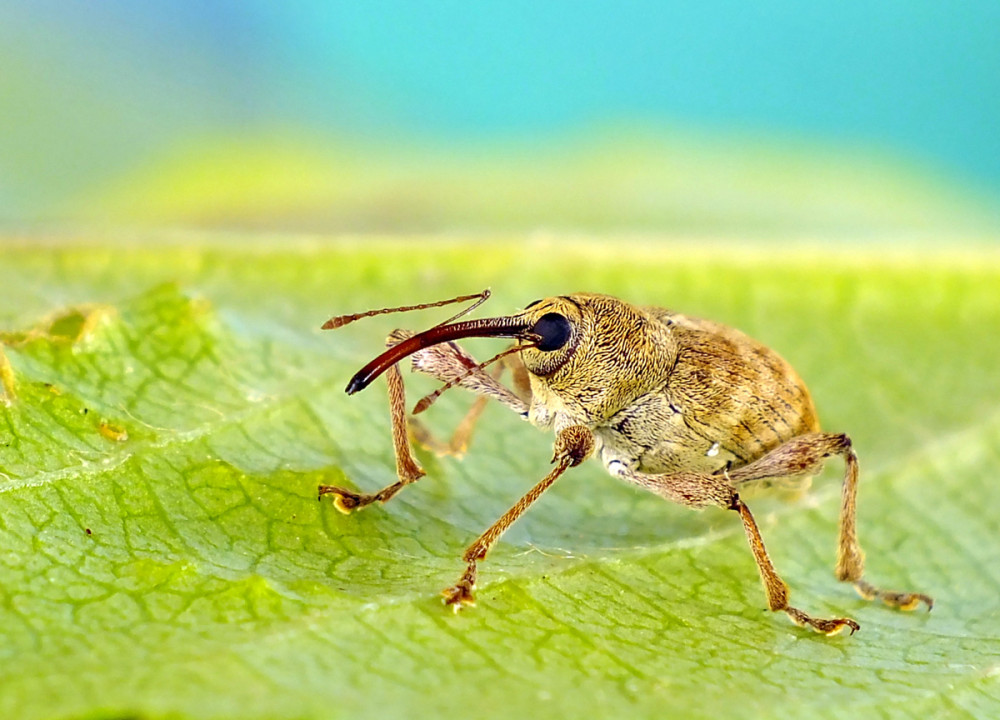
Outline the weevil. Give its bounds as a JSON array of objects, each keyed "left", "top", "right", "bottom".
[{"left": 320, "top": 290, "right": 932, "bottom": 635}]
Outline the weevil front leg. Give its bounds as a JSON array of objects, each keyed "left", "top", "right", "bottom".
[
  {"left": 318, "top": 342, "right": 425, "bottom": 513},
  {"left": 319, "top": 331, "right": 530, "bottom": 512},
  {"left": 610, "top": 460, "right": 860, "bottom": 635},
  {"left": 442, "top": 425, "right": 595, "bottom": 610}
]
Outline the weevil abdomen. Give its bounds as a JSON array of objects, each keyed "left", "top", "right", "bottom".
[
  {"left": 657, "top": 309, "right": 819, "bottom": 463},
  {"left": 595, "top": 307, "right": 819, "bottom": 475}
]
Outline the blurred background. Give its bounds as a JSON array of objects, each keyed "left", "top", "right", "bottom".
[{"left": 2, "top": 0, "right": 999, "bottom": 239}]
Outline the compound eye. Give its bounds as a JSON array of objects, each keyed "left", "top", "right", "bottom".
[{"left": 531, "top": 313, "right": 571, "bottom": 352}]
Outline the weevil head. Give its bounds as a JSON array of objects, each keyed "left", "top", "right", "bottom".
[{"left": 516, "top": 294, "right": 677, "bottom": 420}]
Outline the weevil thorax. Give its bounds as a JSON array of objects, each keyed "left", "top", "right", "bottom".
[{"left": 517, "top": 294, "right": 678, "bottom": 429}]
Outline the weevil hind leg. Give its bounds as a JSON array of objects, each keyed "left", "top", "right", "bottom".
[
  {"left": 728, "top": 432, "right": 932, "bottom": 613},
  {"left": 734, "top": 497, "right": 859, "bottom": 635},
  {"left": 610, "top": 461, "right": 859, "bottom": 635}
]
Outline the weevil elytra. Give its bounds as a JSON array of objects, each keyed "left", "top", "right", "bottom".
[{"left": 320, "top": 290, "right": 932, "bottom": 635}]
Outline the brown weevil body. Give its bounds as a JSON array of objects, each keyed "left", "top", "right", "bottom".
[{"left": 321, "top": 290, "right": 932, "bottom": 635}]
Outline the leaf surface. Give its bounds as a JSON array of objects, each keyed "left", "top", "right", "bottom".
[{"left": 1, "top": 239, "right": 998, "bottom": 719}]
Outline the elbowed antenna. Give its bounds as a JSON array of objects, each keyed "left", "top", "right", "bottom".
[
  {"left": 345, "top": 315, "right": 531, "bottom": 395},
  {"left": 322, "top": 289, "right": 491, "bottom": 330}
]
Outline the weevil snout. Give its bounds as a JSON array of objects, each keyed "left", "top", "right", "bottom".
[
  {"left": 343, "top": 314, "right": 535, "bottom": 395},
  {"left": 341, "top": 296, "right": 587, "bottom": 396}
]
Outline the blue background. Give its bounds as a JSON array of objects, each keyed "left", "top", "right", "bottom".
[{"left": 2, "top": 1, "right": 998, "bottom": 228}]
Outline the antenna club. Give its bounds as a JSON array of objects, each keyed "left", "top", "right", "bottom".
[
  {"left": 412, "top": 397, "right": 433, "bottom": 415},
  {"left": 323, "top": 316, "right": 352, "bottom": 330}
]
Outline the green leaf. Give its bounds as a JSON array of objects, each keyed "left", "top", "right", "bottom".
[{"left": 1, "top": 239, "right": 998, "bottom": 720}]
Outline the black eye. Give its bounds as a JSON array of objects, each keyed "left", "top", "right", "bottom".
[{"left": 531, "top": 313, "right": 571, "bottom": 352}]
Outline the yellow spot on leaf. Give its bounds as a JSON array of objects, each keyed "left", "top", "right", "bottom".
[
  {"left": 99, "top": 421, "right": 129, "bottom": 443},
  {"left": 0, "top": 347, "right": 15, "bottom": 405},
  {"left": 0, "top": 304, "right": 118, "bottom": 347}
]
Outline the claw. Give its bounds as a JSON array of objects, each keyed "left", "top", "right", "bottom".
[
  {"left": 441, "top": 581, "right": 476, "bottom": 611},
  {"left": 854, "top": 581, "right": 934, "bottom": 612},
  {"left": 816, "top": 617, "right": 861, "bottom": 636},
  {"left": 318, "top": 485, "right": 366, "bottom": 514},
  {"left": 442, "top": 565, "right": 478, "bottom": 611},
  {"left": 884, "top": 591, "right": 934, "bottom": 612},
  {"left": 785, "top": 606, "right": 860, "bottom": 635}
]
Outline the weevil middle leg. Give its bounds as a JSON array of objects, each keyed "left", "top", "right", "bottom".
[
  {"left": 442, "top": 425, "right": 595, "bottom": 609},
  {"left": 409, "top": 345, "right": 532, "bottom": 456}
]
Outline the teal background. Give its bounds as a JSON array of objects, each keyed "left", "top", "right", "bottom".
[{"left": 2, "top": 1, "right": 998, "bottom": 228}]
